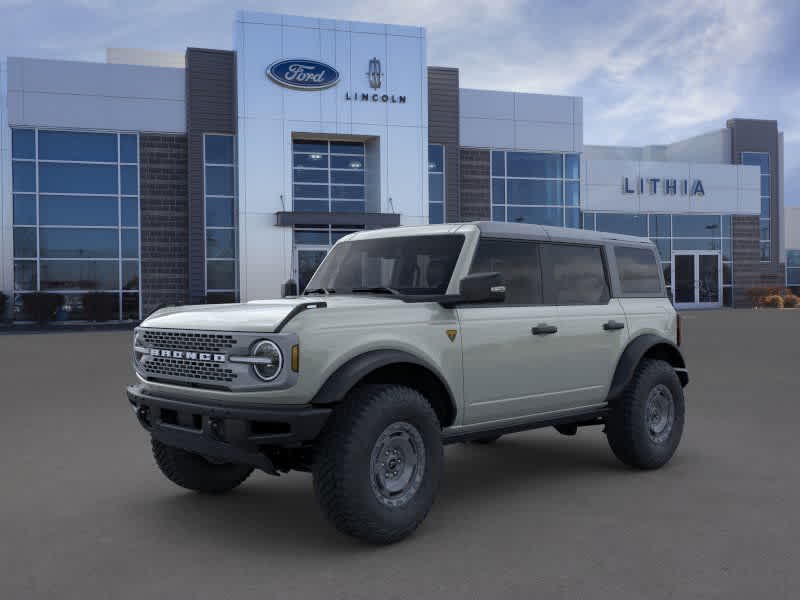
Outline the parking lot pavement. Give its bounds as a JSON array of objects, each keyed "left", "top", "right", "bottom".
[{"left": 1, "top": 309, "right": 798, "bottom": 599}]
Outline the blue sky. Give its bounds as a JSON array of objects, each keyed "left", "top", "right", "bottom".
[{"left": 2, "top": 0, "right": 798, "bottom": 204}]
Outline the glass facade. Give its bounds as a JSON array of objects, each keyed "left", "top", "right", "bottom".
[
  {"left": 742, "top": 152, "right": 770, "bottom": 261},
  {"left": 428, "top": 144, "right": 444, "bottom": 224},
  {"left": 491, "top": 150, "right": 580, "bottom": 228},
  {"left": 787, "top": 250, "right": 800, "bottom": 288},
  {"left": 11, "top": 128, "right": 141, "bottom": 320},
  {"left": 292, "top": 140, "right": 365, "bottom": 213},
  {"left": 583, "top": 212, "right": 734, "bottom": 306},
  {"left": 204, "top": 134, "right": 238, "bottom": 302}
]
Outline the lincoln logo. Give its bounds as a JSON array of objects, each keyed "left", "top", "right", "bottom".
[
  {"left": 266, "top": 59, "right": 341, "bottom": 90},
  {"left": 367, "top": 57, "right": 382, "bottom": 89},
  {"left": 150, "top": 349, "right": 227, "bottom": 362}
]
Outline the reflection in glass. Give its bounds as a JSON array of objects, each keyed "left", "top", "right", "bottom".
[
  {"left": 207, "top": 260, "right": 236, "bottom": 290},
  {"left": 507, "top": 152, "right": 562, "bottom": 178},
  {"left": 38, "top": 130, "right": 117, "bottom": 162},
  {"left": 40, "top": 261, "right": 119, "bottom": 290},
  {"left": 205, "top": 135, "right": 234, "bottom": 164},
  {"left": 14, "top": 261, "right": 37, "bottom": 291},
  {"left": 206, "top": 229, "right": 236, "bottom": 259},
  {"left": 13, "top": 194, "right": 36, "bottom": 225},
  {"left": 39, "top": 228, "right": 118, "bottom": 258},
  {"left": 205, "top": 166, "right": 235, "bottom": 195},
  {"left": 39, "top": 163, "right": 118, "bottom": 194},
  {"left": 13, "top": 228, "right": 37, "bottom": 258},
  {"left": 206, "top": 197, "right": 235, "bottom": 227},
  {"left": 40, "top": 195, "right": 118, "bottom": 226}
]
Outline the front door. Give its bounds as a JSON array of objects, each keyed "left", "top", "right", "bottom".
[{"left": 671, "top": 251, "right": 721, "bottom": 309}]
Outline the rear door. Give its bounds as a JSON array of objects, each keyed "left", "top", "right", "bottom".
[
  {"left": 458, "top": 238, "right": 567, "bottom": 425},
  {"left": 539, "top": 243, "right": 629, "bottom": 408}
]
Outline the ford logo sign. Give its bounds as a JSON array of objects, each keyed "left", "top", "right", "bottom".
[{"left": 267, "top": 59, "right": 340, "bottom": 90}]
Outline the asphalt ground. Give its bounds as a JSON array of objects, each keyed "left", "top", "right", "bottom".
[{"left": 1, "top": 309, "right": 798, "bottom": 599}]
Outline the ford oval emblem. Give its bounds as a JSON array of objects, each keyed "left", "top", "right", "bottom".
[{"left": 267, "top": 59, "right": 340, "bottom": 90}]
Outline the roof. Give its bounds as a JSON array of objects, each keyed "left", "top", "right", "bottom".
[{"left": 346, "top": 221, "right": 653, "bottom": 247}]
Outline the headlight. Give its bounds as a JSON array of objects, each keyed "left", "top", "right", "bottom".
[{"left": 251, "top": 340, "right": 283, "bottom": 381}]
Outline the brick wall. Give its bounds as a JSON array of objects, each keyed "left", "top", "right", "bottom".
[
  {"left": 139, "top": 134, "right": 189, "bottom": 317},
  {"left": 459, "top": 149, "right": 490, "bottom": 221}
]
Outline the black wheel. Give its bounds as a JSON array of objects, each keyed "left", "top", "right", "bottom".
[
  {"left": 605, "top": 359, "right": 685, "bottom": 469},
  {"left": 470, "top": 434, "right": 502, "bottom": 444},
  {"left": 151, "top": 438, "right": 253, "bottom": 494},
  {"left": 313, "top": 384, "right": 443, "bottom": 544}
]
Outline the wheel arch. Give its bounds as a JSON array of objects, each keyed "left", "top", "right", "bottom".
[
  {"left": 311, "top": 350, "right": 458, "bottom": 428},
  {"left": 607, "top": 334, "right": 688, "bottom": 401}
]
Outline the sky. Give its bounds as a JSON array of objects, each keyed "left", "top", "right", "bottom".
[{"left": 1, "top": 0, "right": 798, "bottom": 204}]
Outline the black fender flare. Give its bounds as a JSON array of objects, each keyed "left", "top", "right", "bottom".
[
  {"left": 607, "top": 334, "right": 688, "bottom": 401},
  {"left": 311, "top": 349, "right": 458, "bottom": 424}
]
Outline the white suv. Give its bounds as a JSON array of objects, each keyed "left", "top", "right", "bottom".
[{"left": 127, "top": 222, "right": 688, "bottom": 544}]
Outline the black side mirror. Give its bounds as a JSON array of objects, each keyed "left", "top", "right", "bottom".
[{"left": 458, "top": 272, "right": 506, "bottom": 304}]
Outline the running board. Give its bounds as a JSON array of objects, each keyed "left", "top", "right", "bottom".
[{"left": 442, "top": 408, "right": 608, "bottom": 445}]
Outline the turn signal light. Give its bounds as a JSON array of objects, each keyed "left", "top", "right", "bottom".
[{"left": 291, "top": 345, "right": 300, "bottom": 372}]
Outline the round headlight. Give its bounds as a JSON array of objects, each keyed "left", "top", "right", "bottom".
[{"left": 252, "top": 340, "right": 283, "bottom": 382}]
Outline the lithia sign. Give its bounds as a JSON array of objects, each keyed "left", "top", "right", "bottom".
[
  {"left": 623, "top": 177, "right": 705, "bottom": 196},
  {"left": 267, "top": 57, "right": 406, "bottom": 103}
]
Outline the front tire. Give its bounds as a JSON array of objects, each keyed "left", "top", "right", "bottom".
[
  {"left": 313, "top": 384, "right": 443, "bottom": 544},
  {"left": 151, "top": 439, "right": 253, "bottom": 493},
  {"left": 605, "top": 359, "right": 685, "bottom": 469}
]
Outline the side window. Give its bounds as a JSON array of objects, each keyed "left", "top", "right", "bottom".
[
  {"left": 469, "top": 238, "right": 542, "bottom": 305},
  {"left": 615, "top": 246, "right": 663, "bottom": 295},
  {"left": 540, "top": 243, "right": 610, "bottom": 305}
]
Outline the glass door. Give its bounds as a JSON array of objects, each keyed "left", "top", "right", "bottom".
[
  {"left": 671, "top": 251, "right": 721, "bottom": 309},
  {"left": 296, "top": 248, "right": 329, "bottom": 293}
]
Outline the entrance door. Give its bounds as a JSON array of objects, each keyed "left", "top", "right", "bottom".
[
  {"left": 671, "top": 251, "right": 721, "bottom": 309},
  {"left": 296, "top": 247, "right": 328, "bottom": 293}
]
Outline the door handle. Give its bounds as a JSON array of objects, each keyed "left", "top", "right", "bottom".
[
  {"left": 603, "top": 320, "right": 625, "bottom": 331},
  {"left": 532, "top": 324, "right": 558, "bottom": 335}
]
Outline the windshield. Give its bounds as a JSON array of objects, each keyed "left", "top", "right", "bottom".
[{"left": 305, "top": 234, "right": 465, "bottom": 296}]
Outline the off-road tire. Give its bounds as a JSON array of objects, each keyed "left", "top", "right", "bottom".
[
  {"left": 151, "top": 438, "right": 253, "bottom": 493},
  {"left": 605, "top": 359, "right": 685, "bottom": 469},
  {"left": 313, "top": 384, "right": 443, "bottom": 544}
]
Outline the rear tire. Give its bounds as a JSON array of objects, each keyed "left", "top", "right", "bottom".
[
  {"left": 605, "top": 359, "right": 685, "bottom": 469},
  {"left": 313, "top": 384, "right": 443, "bottom": 544},
  {"left": 151, "top": 438, "right": 253, "bottom": 493}
]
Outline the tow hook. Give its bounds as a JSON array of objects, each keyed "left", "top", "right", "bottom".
[
  {"left": 135, "top": 405, "right": 151, "bottom": 427},
  {"left": 208, "top": 417, "right": 225, "bottom": 441}
]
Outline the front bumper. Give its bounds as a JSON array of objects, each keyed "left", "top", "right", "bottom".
[{"left": 126, "top": 384, "right": 331, "bottom": 473}]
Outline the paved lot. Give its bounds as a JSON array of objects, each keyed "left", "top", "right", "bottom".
[{"left": 1, "top": 309, "right": 798, "bottom": 599}]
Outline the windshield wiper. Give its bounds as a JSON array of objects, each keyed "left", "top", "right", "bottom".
[
  {"left": 351, "top": 286, "right": 400, "bottom": 296},
  {"left": 304, "top": 287, "right": 336, "bottom": 295}
]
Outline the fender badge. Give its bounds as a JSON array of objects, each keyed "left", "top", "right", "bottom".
[{"left": 446, "top": 329, "right": 458, "bottom": 342}]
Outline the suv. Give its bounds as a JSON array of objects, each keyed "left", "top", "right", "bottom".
[{"left": 127, "top": 222, "right": 688, "bottom": 544}]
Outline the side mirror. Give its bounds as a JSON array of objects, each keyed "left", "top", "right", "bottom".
[{"left": 458, "top": 272, "right": 506, "bottom": 304}]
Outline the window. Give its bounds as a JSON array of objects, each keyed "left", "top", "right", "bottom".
[
  {"left": 742, "top": 152, "right": 770, "bottom": 261},
  {"left": 429, "top": 144, "right": 445, "bottom": 224},
  {"left": 204, "top": 134, "right": 238, "bottom": 300},
  {"left": 292, "top": 139, "right": 365, "bottom": 213},
  {"left": 306, "top": 235, "right": 464, "bottom": 296},
  {"left": 11, "top": 128, "right": 140, "bottom": 320},
  {"left": 615, "top": 247, "right": 663, "bottom": 295},
  {"left": 787, "top": 250, "right": 800, "bottom": 288},
  {"left": 293, "top": 225, "right": 364, "bottom": 291},
  {"left": 540, "top": 244, "right": 610, "bottom": 305},
  {"left": 584, "top": 211, "right": 733, "bottom": 306},
  {"left": 491, "top": 150, "right": 580, "bottom": 228},
  {"left": 469, "top": 238, "right": 542, "bottom": 305}
]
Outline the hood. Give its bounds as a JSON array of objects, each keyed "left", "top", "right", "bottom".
[{"left": 141, "top": 295, "right": 401, "bottom": 333}]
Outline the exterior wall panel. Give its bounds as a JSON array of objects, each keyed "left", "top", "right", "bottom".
[
  {"left": 139, "top": 134, "right": 189, "bottom": 316},
  {"left": 427, "top": 67, "right": 460, "bottom": 222},
  {"left": 186, "top": 48, "right": 237, "bottom": 304},
  {"left": 459, "top": 148, "right": 490, "bottom": 221}
]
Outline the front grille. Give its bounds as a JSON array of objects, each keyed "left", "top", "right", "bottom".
[
  {"left": 143, "top": 356, "right": 238, "bottom": 383},
  {"left": 142, "top": 330, "right": 238, "bottom": 353}
]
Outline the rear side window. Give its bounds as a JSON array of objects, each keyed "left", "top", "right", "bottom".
[
  {"left": 540, "top": 243, "right": 610, "bottom": 305},
  {"left": 615, "top": 246, "right": 663, "bottom": 295},
  {"left": 469, "top": 238, "right": 542, "bottom": 305}
]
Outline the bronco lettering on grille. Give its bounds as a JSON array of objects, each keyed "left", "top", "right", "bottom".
[{"left": 149, "top": 349, "right": 227, "bottom": 362}]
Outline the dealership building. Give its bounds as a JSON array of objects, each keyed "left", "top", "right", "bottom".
[{"left": 0, "top": 10, "right": 793, "bottom": 321}]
